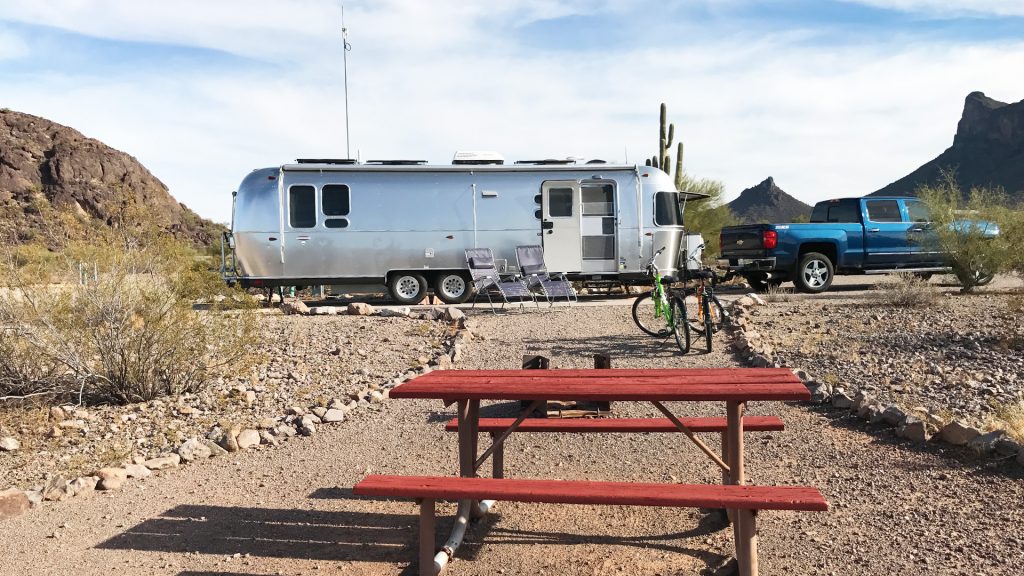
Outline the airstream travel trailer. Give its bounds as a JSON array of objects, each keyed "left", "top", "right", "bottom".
[{"left": 222, "top": 153, "right": 705, "bottom": 304}]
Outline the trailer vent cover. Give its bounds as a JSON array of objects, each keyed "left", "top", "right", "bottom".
[
  {"left": 365, "top": 160, "right": 428, "bottom": 165},
  {"left": 296, "top": 158, "right": 358, "bottom": 164},
  {"left": 452, "top": 151, "right": 505, "bottom": 165}
]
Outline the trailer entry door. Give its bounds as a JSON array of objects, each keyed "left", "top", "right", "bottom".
[{"left": 541, "top": 181, "right": 583, "bottom": 273}]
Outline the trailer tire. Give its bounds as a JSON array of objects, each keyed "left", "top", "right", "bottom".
[
  {"left": 388, "top": 273, "right": 428, "bottom": 305},
  {"left": 433, "top": 272, "right": 472, "bottom": 304}
]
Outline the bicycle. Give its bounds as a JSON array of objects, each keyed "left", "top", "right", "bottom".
[
  {"left": 631, "top": 247, "right": 690, "bottom": 353},
  {"left": 679, "top": 245, "right": 728, "bottom": 353}
]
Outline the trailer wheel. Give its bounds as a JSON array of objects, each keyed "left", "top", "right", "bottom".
[
  {"left": 433, "top": 272, "right": 472, "bottom": 304},
  {"left": 388, "top": 273, "right": 428, "bottom": 304}
]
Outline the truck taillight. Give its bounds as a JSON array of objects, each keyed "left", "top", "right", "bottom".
[{"left": 763, "top": 230, "right": 778, "bottom": 250}]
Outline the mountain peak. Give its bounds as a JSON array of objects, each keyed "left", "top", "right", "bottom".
[
  {"left": 727, "top": 177, "right": 812, "bottom": 224},
  {"left": 871, "top": 91, "right": 1024, "bottom": 198}
]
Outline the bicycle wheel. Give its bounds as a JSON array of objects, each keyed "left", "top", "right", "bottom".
[
  {"left": 680, "top": 289, "right": 705, "bottom": 334},
  {"left": 632, "top": 292, "right": 671, "bottom": 337},
  {"left": 702, "top": 295, "right": 713, "bottom": 352},
  {"left": 671, "top": 295, "right": 691, "bottom": 353}
]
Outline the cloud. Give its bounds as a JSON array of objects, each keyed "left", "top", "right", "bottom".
[
  {"left": 1, "top": 1, "right": 1023, "bottom": 222},
  {"left": 0, "top": 28, "right": 29, "bottom": 60},
  {"left": 839, "top": 0, "right": 1024, "bottom": 17}
]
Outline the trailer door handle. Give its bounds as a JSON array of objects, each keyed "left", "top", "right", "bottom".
[
  {"left": 268, "top": 237, "right": 278, "bottom": 241},
  {"left": 541, "top": 221, "right": 553, "bottom": 230}
]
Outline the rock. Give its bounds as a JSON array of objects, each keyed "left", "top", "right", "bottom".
[
  {"left": 369, "top": 390, "right": 385, "bottom": 403},
  {"left": 746, "top": 293, "right": 767, "bottom": 306},
  {"left": 321, "top": 409, "right": 346, "bottom": 423},
  {"left": 0, "top": 437, "right": 19, "bottom": 452},
  {"left": 881, "top": 405, "right": 907, "bottom": 427},
  {"left": 434, "top": 355, "right": 453, "bottom": 369},
  {"left": 851, "top": 391, "right": 870, "bottom": 412},
  {"left": 243, "top": 390, "right": 257, "bottom": 406},
  {"left": 67, "top": 476, "right": 98, "bottom": 497},
  {"left": 236, "top": 429, "right": 260, "bottom": 449},
  {"left": 866, "top": 404, "right": 886, "bottom": 424},
  {"left": 444, "top": 306, "right": 465, "bottom": 323},
  {"left": 178, "top": 438, "right": 212, "bottom": 462},
  {"left": 347, "top": 302, "right": 375, "bottom": 316},
  {"left": 308, "top": 306, "right": 338, "bottom": 315},
  {"left": 287, "top": 406, "right": 306, "bottom": 416},
  {"left": 218, "top": 428, "right": 240, "bottom": 452},
  {"left": 327, "top": 397, "right": 346, "bottom": 410},
  {"left": 941, "top": 421, "right": 982, "bottom": 446},
  {"left": 95, "top": 468, "right": 128, "bottom": 491},
  {"left": 143, "top": 454, "right": 181, "bottom": 470},
  {"left": 0, "top": 488, "right": 31, "bottom": 521},
  {"left": 275, "top": 424, "right": 298, "bottom": 438},
  {"left": 805, "top": 381, "right": 830, "bottom": 404},
  {"left": 280, "top": 299, "right": 310, "bottom": 315},
  {"left": 46, "top": 426, "right": 63, "bottom": 439},
  {"left": 792, "top": 369, "right": 813, "bottom": 382},
  {"left": 736, "top": 296, "right": 756, "bottom": 308},
  {"left": 200, "top": 439, "right": 229, "bottom": 457},
  {"left": 41, "top": 476, "right": 71, "bottom": 502},
  {"left": 125, "top": 464, "right": 152, "bottom": 479},
  {"left": 994, "top": 437, "right": 1021, "bottom": 457},
  {"left": 49, "top": 406, "right": 67, "bottom": 422},
  {"left": 259, "top": 430, "right": 278, "bottom": 446},
  {"left": 968, "top": 430, "right": 1006, "bottom": 456},
  {"left": 379, "top": 307, "right": 410, "bottom": 318},
  {"left": 831, "top": 392, "right": 854, "bottom": 410},
  {"left": 452, "top": 343, "right": 464, "bottom": 363},
  {"left": 23, "top": 490, "right": 42, "bottom": 508},
  {"left": 897, "top": 416, "right": 931, "bottom": 442},
  {"left": 312, "top": 407, "right": 328, "bottom": 419}
]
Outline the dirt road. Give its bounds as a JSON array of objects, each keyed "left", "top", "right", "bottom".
[{"left": 1, "top": 305, "right": 1021, "bottom": 576}]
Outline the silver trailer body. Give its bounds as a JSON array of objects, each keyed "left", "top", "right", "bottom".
[{"left": 224, "top": 162, "right": 699, "bottom": 303}]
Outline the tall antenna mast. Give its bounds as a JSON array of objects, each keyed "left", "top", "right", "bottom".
[{"left": 342, "top": 6, "right": 352, "bottom": 159}]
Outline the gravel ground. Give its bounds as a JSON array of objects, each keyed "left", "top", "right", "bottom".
[
  {"left": 0, "top": 310, "right": 449, "bottom": 490},
  {"left": 751, "top": 283, "right": 1024, "bottom": 423},
  {"left": 1, "top": 305, "right": 1022, "bottom": 576}
]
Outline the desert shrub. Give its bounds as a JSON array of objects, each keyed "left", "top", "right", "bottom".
[
  {"left": 992, "top": 401, "right": 1024, "bottom": 443},
  {"left": 918, "top": 172, "right": 1012, "bottom": 292},
  {"left": 873, "top": 273, "right": 938, "bottom": 307},
  {"left": 677, "top": 173, "right": 737, "bottom": 261},
  {"left": 763, "top": 284, "right": 793, "bottom": 303},
  {"left": 0, "top": 239, "right": 257, "bottom": 405}
]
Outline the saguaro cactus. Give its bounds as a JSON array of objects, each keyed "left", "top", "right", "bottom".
[{"left": 653, "top": 102, "right": 686, "bottom": 190}]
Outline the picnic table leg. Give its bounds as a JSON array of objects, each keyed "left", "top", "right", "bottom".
[
  {"left": 719, "top": 431, "right": 733, "bottom": 525},
  {"left": 490, "top": 432, "right": 504, "bottom": 478},
  {"left": 726, "top": 400, "right": 756, "bottom": 576},
  {"left": 419, "top": 499, "right": 437, "bottom": 576}
]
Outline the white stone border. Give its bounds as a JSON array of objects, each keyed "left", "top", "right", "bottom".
[{"left": 727, "top": 295, "right": 1024, "bottom": 468}]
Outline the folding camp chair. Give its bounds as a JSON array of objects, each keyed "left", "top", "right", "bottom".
[
  {"left": 515, "top": 245, "right": 577, "bottom": 305},
  {"left": 465, "top": 248, "right": 538, "bottom": 314}
]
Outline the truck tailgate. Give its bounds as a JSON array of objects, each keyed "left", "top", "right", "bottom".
[{"left": 720, "top": 225, "right": 768, "bottom": 258}]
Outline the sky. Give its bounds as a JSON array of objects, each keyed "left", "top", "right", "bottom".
[{"left": 2, "top": 0, "right": 1023, "bottom": 223}]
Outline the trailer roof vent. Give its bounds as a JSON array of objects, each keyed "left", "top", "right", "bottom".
[
  {"left": 514, "top": 158, "right": 576, "bottom": 165},
  {"left": 296, "top": 158, "right": 358, "bottom": 164},
  {"left": 452, "top": 151, "right": 505, "bottom": 165},
  {"left": 365, "top": 159, "right": 428, "bottom": 165}
]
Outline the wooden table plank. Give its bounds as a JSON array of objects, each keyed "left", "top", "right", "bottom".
[
  {"left": 389, "top": 379, "right": 809, "bottom": 402},
  {"left": 353, "top": 475, "right": 829, "bottom": 511}
]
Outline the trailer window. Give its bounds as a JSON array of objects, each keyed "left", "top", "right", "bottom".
[
  {"left": 582, "top": 184, "right": 614, "bottom": 216},
  {"left": 548, "top": 188, "right": 573, "bottom": 217},
  {"left": 322, "top": 184, "right": 351, "bottom": 216},
  {"left": 866, "top": 200, "right": 902, "bottom": 222},
  {"left": 289, "top": 185, "right": 316, "bottom": 228},
  {"left": 654, "top": 192, "right": 681, "bottom": 226}
]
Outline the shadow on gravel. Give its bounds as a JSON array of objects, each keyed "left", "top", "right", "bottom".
[
  {"left": 809, "top": 405, "right": 1024, "bottom": 479},
  {"left": 523, "top": 334, "right": 695, "bottom": 360},
  {"left": 97, "top": 503, "right": 418, "bottom": 563}
]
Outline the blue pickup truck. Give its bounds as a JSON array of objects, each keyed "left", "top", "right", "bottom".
[{"left": 718, "top": 196, "right": 994, "bottom": 293}]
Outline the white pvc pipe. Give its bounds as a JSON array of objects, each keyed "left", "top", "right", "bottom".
[{"left": 432, "top": 499, "right": 496, "bottom": 574}]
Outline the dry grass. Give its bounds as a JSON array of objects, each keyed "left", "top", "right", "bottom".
[
  {"left": 764, "top": 284, "right": 794, "bottom": 303},
  {"left": 992, "top": 401, "right": 1024, "bottom": 443},
  {"left": 873, "top": 273, "right": 939, "bottom": 307}
]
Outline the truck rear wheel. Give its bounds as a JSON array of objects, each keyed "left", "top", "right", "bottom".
[
  {"left": 794, "top": 252, "right": 834, "bottom": 293},
  {"left": 388, "top": 273, "right": 428, "bottom": 304},
  {"left": 433, "top": 272, "right": 472, "bottom": 304}
]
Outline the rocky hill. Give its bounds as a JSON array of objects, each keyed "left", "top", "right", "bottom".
[
  {"left": 0, "top": 109, "right": 221, "bottom": 246},
  {"left": 870, "top": 92, "right": 1024, "bottom": 199},
  {"left": 727, "top": 177, "right": 812, "bottom": 223}
]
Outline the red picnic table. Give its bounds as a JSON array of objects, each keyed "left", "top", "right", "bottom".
[{"left": 356, "top": 367, "right": 822, "bottom": 576}]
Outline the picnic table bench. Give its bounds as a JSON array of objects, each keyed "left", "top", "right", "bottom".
[{"left": 352, "top": 366, "right": 826, "bottom": 576}]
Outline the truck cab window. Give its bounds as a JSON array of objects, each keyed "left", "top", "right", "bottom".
[
  {"left": 866, "top": 200, "right": 902, "bottom": 222},
  {"left": 654, "top": 191, "right": 681, "bottom": 226},
  {"left": 289, "top": 185, "right": 316, "bottom": 228},
  {"left": 905, "top": 200, "right": 930, "bottom": 223},
  {"left": 811, "top": 201, "right": 858, "bottom": 223}
]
